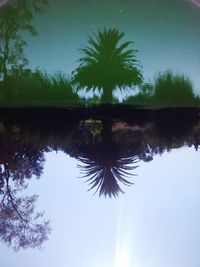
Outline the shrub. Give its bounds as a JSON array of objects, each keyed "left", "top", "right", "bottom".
[
  {"left": 154, "top": 71, "right": 197, "bottom": 107},
  {"left": 0, "top": 70, "right": 81, "bottom": 107}
]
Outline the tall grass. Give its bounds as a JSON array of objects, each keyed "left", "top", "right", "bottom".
[
  {"left": 0, "top": 70, "right": 82, "bottom": 107},
  {"left": 124, "top": 83, "right": 154, "bottom": 106},
  {"left": 125, "top": 71, "right": 199, "bottom": 107},
  {"left": 153, "top": 71, "right": 197, "bottom": 107},
  {"left": 0, "top": 69, "right": 199, "bottom": 108}
]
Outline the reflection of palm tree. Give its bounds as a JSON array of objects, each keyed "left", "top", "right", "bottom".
[
  {"left": 70, "top": 120, "right": 139, "bottom": 198},
  {"left": 72, "top": 28, "right": 143, "bottom": 103},
  {"left": 78, "top": 148, "right": 138, "bottom": 198}
]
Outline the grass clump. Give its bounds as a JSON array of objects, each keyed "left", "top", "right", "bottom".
[
  {"left": 125, "top": 71, "right": 198, "bottom": 107},
  {"left": 0, "top": 70, "right": 82, "bottom": 108},
  {"left": 153, "top": 71, "right": 197, "bottom": 107}
]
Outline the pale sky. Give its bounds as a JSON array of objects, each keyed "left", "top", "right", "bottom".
[{"left": 1, "top": 147, "right": 200, "bottom": 267}]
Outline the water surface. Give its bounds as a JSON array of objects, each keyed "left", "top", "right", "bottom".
[{"left": 0, "top": 109, "right": 200, "bottom": 267}]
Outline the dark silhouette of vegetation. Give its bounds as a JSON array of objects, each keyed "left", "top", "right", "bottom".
[
  {"left": 125, "top": 82, "right": 154, "bottom": 106},
  {"left": 0, "top": 124, "right": 51, "bottom": 251},
  {"left": 0, "top": 10, "right": 199, "bottom": 109},
  {"left": 78, "top": 153, "right": 138, "bottom": 197},
  {"left": 72, "top": 27, "right": 143, "bottom": 103},
  {"left": 0, "top": 105, "right": 199, "bottom": 201},
  {"left": 154, "top": 71, "right": 197, "bottom": 106},
  {"left": 0, "top": 174, "right": 51, "bottom": 251},
  {"left": 125, "top": 71, "right": 198, "bottom": 107},
  {"left": 72, "top": 120, "right": 139, "bottom": 197},
  {"left": 0, "top": 1, "right": 81, "bottom": 108},
  {"left": 0, "top": 70, "right": 81, "bottom": 107},
  {"left": 0, "top": 0, "right": 48, "bottom": 78},
  {"left": 153, "top": 109, "right": 199, "bottom": 148}
]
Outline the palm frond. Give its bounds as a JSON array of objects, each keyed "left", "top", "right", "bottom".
[{"left": 78, "top": 154, "right": 139, "bottom": 198}]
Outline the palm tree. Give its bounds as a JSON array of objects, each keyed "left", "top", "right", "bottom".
[
  {"left": 66, "top": 119, "right": 139, "bottom": 198},
  {"left": 77, "top": 145, "right": 139, "bottom": 198},
  {"left": 72, "top": 27, "right": 143, "bottom": 103}
]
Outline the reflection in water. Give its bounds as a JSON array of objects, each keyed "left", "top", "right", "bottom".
[
  {"left": 0, "top": 2, "right": 200, "bottom": 265},
  {"left": 72, "top": 27, "right": 143, "bottom": 103},
  {"left": 0, "top": 108, "right": 199, "bottom": 249},
  {"left": 0, "top": 2, "right": 198, "bottom": 107},
  {"left": 0, "top": 121, "right": 51, "bottom": 251},
  {"left": 0, "top": 0, "right": 47, "bottom": 78},
  {"left": 0, "top": 176, "right": 50, "bottom": 251},
  {"left": 76, "top": 120, "right": 139, "bottom": 197},
  {"left": 78, "top": 149, "right": 138, "bottom": 198}
]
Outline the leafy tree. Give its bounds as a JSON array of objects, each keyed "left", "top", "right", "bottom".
[
  {"left": 0, "top": 126, "right": 51, "bottom": 251},
  {"left": 0, "top": 167, "right": 51, "bottom": 251},
  {"left": 0, "top": 0, "right": 48, "bottom": 77},
  {"left": 72, "top": 27, "right": 143, "bottom": 103}
]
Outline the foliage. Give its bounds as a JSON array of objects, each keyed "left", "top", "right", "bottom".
[
  {"left": 77, "top": 146, "right": 138, "bottom": 198},
  {"left": 0, "top": 70, "right": 81, "bottom": 107},
  {"left": 0, "top": 188, "right": 51, "bottom": 251},
  {"left": 72, "top": 27, "right": 143, "bottom": 103},
  {"left": 125, "top": 82, "right": 154, "bottom": 106},
  {"left": 125, "top": 71, "right": 198, "bottom": 107},
  {"left": 0, "top": 109, "right": 199, "bottom": 202},
  {"left": 153, "top": 71, "right": 197, "bottom": 107},
  {"left": 0, "top": 0, "right": 48, "bottom": 77},
  {"left": 0, "top": 126, "right": 51, "bottom": 251}
]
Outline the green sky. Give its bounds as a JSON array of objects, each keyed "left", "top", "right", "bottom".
[{"left": 24, "top": 0, "right": 200, "bottom": 92}]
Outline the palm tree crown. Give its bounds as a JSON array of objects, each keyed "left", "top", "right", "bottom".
[
  {"left": 72, "top": 27, "right": 143, "bottom": 103},
  {"left": 77, "top": 144, "right": 139, "bottom": 198}
]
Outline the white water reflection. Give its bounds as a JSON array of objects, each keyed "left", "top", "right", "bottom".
[{"left": 1, "top": 147, "right": 200, "bottom": 267}]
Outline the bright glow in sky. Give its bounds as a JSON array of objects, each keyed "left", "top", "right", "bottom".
[
  {"left": 2, "top": 147, "right": 200, "bottom": 267},
  {"left": 114, "top": 204, "right": 132, "bottom": 267}
]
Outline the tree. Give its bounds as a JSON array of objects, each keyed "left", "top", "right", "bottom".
[
  {"left": 66, "top": 120, "right": 139, "bottom": 197},
  {"left": 0, "top": 125, "right": 51, "bottom": 251},
  {"left": 72, "top": 27, "right": 143, "bottom": 103},
  {"left": 0, "top": 0, "right": 48, "bottom": 78},
  {"left": 77, "top": 146, "right": 138, "bottom": 198},
  {"left": 0, "top": 166, "right": 51, "bottom": 251}
]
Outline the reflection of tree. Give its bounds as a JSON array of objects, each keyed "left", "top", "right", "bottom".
[
  {"left": 0, "top": 127, "right": 51, "bottom": 251},
  {"left": 0, "top": 0, "right": 47, "bottom": 77},
  {"left": 67, "top": 120, "right": 140, "bottom": 197},
  {"left": 73, "top": 28, "right": 143, "bottom": 103},
  {"left": 154, "top": 108, "right": 199, "bottom": 148},
  {"left": 0, "top": 108, "right": 199, "bottom": 202},
  {"left": 77, "top": 143, "right": 138, "bottom": 198},
  {"left": 71, "top": 27, "right": 143, "bottom": 194},
  {"left": 0, "top": 171, "right": 50, "bottom": 251}
]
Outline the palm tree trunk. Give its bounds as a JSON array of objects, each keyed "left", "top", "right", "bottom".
[
  {"left": 102, "top": 119, "right": 112, "bottom": 145},
  {"left": 101, "top": 87, "right": 113, "bottom": 103}
]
